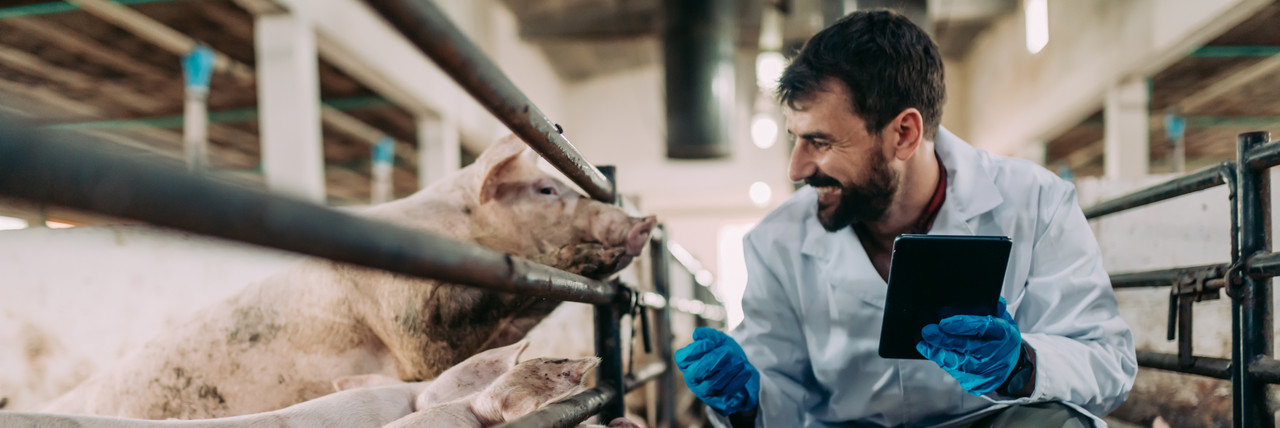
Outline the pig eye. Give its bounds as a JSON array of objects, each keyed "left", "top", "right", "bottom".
[{"left": 539, "top": 187, "right": 557, "bottom": 196}]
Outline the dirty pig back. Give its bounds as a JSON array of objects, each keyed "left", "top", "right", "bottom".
[{"left": 878, "top": 234, "right": 1012, "bottom": 360}]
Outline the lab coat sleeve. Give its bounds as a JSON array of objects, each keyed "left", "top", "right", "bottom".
[
  {"left": 1002, "top": 186, "right": 1138, "bottom": 415},
  {"left": 710, "top": 235, "right": 814, "bottom": 428}
]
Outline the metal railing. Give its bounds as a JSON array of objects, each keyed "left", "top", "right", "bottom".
[
  {"left": 0, "top": 0, "right": 729, "bottom": 426},
  {"left": 1084, "top": 131, "right": 1277, "bottom": 427}
]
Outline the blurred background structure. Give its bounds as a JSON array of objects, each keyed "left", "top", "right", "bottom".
[{"left": 2, "top": 0, "right": 1280, "bottom": 426}]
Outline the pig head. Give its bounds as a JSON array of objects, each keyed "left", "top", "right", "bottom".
[
  {"left": 385, "top": 356, "right": 599, "bottom": 428},
  {"left": 353, "top": 134, "right": 656, "bottom": 380}
]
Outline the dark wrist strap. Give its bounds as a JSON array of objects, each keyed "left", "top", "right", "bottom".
[{"left": 998, "top": 341, "right": 1037, "bottom": 397}]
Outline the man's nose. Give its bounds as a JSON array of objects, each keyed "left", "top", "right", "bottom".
[{"left": 788, "top": 143, "right": 816, "bottom": 183}]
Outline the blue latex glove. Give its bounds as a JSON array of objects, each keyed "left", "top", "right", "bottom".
[
  {"left": 674, "top": 327, "right": 760, "bottom": 415},
  {"left": 916, "top": 297, "right": 1022, "bottom": 396}
]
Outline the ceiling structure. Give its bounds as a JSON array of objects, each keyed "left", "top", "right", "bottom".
[
  {"left": 0, "top": 0, "right": 424, "bottom": 207},
  {"left": 499, "top": 0, "right": 1015, "bottom": 82},
  {"left": 1045, "top": 2, "right": 1280, "bottom": 177},
  {"left": 3, "top": 0, "right": 1269, "bottom": 211}
]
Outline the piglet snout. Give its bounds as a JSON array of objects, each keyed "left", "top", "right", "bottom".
[{"left": 625, "top": 216, "right": 657, "bottom": 256}]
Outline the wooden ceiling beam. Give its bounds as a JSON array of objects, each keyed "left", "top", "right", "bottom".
[
  {"left": 1, "top": 17, "right": 172, "bottom": 82},
  {"left": 0, "top": 44, "right": 167, "bottom": 112},
  {"left": 1177, "top": 54, "right": 1280, "bottom": 113}
]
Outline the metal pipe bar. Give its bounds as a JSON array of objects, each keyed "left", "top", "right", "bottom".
[
  {"left": 648, "top": 227, "right": 677, "bottom": 428},
  {"left": 492, "top": 386, "right": 616, "bottom": 428},
  {"left": 1248, "top": 357, "right": 1280, "bottom": 384},
  {"left": 360, "top": 0, "right": 615, "bottom": 203},
  {"left": 1233, "top": 131, "right": 1273, "bottom": 428},
  {"left": 1109, "top": 263, "right": 1228, "bottom": 288},
  {"left": 1137, "top": 350, "right": 1231, "bottom": 379},
  {"left": 625, "top": 361, "right": 669, "bottom": 390},
  {"left": 0, "top": 117, "right": 618, "bottom": 304},
  {"left": 1083, "top": 164, "right": 1228, "bottom": 219},
  {"left": 1246, "top": 252, "right": 1280, "bottom": 279},
  {"left": 637, "top": 290, "right": 728, "bottom": 321},
  {"left": 1244, "top": 140, "right": 1280, "bottom": 171},
  {"left": 593, "top": 166, "right": 626, "bottom": 422}
]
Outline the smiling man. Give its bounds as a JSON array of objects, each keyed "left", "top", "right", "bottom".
[{"left": 674, "top": 10, "right": 1137, "bottom": 428}]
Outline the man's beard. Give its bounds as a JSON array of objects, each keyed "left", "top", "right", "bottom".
[{"left": 807, "top": 148, "right": 899, "bottom": 232}]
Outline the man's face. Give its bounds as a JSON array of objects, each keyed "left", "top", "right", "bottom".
[{"left": 784, "top": 79, "right": 900, "bottom": 232}]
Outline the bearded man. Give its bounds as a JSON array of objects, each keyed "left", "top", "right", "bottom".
[{"left": 674, "top": 9, "right": 1136, "bottom": 428}]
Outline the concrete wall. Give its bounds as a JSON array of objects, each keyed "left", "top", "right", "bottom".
[{"left": 959, "top": 0, "right": 1272, "bottom": 157}]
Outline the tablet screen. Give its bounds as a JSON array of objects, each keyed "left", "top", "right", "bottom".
[{"left": 877, "top": 234, "right": 1012, "bottom": 359}]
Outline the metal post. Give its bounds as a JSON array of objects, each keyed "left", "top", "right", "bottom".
[
  {"left": 181, "top": 45, "right": 214, "bottom": 174},
  {"left": 372, "top": 136, "right": 395, "bottom": 204},
  {"left": 649, "top": 226, "right": 677, "bottom": 428},
  {"left": 594, "top": 165, "right": 625, "bottom": 422},
  {"left": 1234, "top": 131, "right": 1272, "bottom": 428}
]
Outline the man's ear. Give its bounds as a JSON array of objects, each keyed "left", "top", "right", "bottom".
[{"left": 885, "top": 108, "right": 924, "bottom": 161}]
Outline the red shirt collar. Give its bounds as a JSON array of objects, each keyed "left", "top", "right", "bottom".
[{"left": 911, "top": 153, "right": 947, "bottom": 234}]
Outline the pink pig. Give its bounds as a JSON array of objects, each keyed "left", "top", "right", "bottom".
[{"left": 41, "top": 135, "right": 657, "bottom": 420}]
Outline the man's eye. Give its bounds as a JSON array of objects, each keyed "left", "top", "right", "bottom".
[
  {"left": 539, "top": 187, "right": 557, "bottom": 195},
  {"left": 812, "top": 141, "right": 831, "bottom": 150}
]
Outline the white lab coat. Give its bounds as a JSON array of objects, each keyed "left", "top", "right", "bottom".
[{"left": 713, "top": 129, "right": 1137, "bottom": 428}]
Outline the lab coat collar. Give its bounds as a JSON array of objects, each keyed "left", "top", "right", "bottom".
[{"left": 800, "top": 127, "right": 1003, "bottom": 260}]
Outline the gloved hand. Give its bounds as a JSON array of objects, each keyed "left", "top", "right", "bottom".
[
  {"left": 674, "top": 327, "right": 760, "bottom": 415},
  {"left": 916, "top": 297, "right": 1022, "bottom": 396}
]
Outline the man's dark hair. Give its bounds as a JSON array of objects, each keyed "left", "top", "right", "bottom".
[{"left": 777, "top": 10, "right": 945, "bottom": 140}]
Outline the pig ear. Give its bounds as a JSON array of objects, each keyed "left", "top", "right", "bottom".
[
  {"left": 478, "top": 137, "right": 530, "bottom": 204},
  {"left": 497, "top": 394, "right": 541, "bottom": 423},
  {"left": 506, "top": 340, "right": 530, "bottom": 366},
  {"left": 331, "top": 374, "right": 402, "bottom": 392}
]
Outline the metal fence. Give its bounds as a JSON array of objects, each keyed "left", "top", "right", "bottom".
[
  {"left": 1084, "top": 131, "right": 1277, "bottom": 427},
  {"left": 0, "top": 0, "right": 727, "bottom": 426}
]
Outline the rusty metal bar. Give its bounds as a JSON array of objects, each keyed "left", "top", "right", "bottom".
[
  {"left": 1083, "top": 164, "right": 1229, "bottom": 220},
  {"left": 0, "top": 117, "right": 619, "bottom": 305},
  {"left": 1109, "top": 263, "right": 1229, "bottom": 289},
  {"left": 1137, "top": 350, "right": 1232, "bottom": 379},
  {"left": 648, "top": 227, "right": 677, "bottom": 428},
  {"left": 1244, "top": 139, "right": 1280, "bottom": 171},
  {"left": 492, "top": 386, "right": 616, "bottom": 428},
  {"left": 359, "top": 0, "right": 614, "bottom": 203},
  {"left": 1247, "top": 357, "right": 1280, "bottom": 384},
  {"left": 1233, "top": 131, "right": 1273, "bottom": 428},
  {"left": 1246, "top": 251, "right": 1280, "bottom": 279},
  {"left": 625, "top": 361, "right": 669, "bottom": 390}
]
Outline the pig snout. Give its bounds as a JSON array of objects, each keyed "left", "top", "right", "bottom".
[
  {"left": 625, "top": 216, "right": 657, "bottom": 256},
  {"left": 612, "top": 216, "right": 656, "bottom": 272}
]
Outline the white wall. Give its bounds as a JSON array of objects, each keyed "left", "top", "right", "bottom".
[
  {"left": 959, "top": 0, "right": 1271, "bottom": 157},
  {"left": 0, "top": 226, "right": 298, "bottom": 411}
]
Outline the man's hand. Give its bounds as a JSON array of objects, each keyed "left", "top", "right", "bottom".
[
  {"left": 675, "top": 327, "right": 760, "bottom": 416},
  {"left": 916, "top": 297, "right": 1023, "bottom": 396}
]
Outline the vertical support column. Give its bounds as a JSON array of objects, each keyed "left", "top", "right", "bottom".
[
  {"left": 1104, "top": 77, "right": 1150, "bottom": 179},
  {"left": 594, "top": 165, "right": 625, "bottom": 422},
  {"left": 648, "top": 225, "right": 677, "bottom": 428},
  {"left": 181, "top": 45, "right": 215, "bottom": 174},
  {"left": 1233, "top": 131, "right": 1273, "bottom": 428},
  {"left": 416, "top": 116, "right": 460, "bottom": 189},
  {"left": 256, "top": 13, "right": 325, "bottom": 202},
  {"left": 371, "top": 136, "right": 395, "bottom": 204}
]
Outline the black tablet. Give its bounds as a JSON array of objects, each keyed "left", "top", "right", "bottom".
[{"left": 877, "top": 234, "right": 1013, "bottom": 359}]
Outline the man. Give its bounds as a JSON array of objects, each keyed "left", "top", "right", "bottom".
[{"left": 674, "top": 10, "right": 1136, "bottom": 428}]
